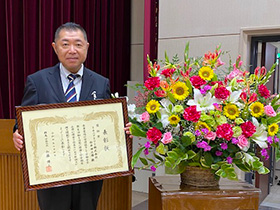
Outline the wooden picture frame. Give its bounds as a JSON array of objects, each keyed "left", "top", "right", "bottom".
[{"left": 16, "top": 97, "right": 133, "bottom": 191}]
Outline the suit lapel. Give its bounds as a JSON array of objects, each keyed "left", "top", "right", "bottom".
[
  {"left": 80, "top": 68, "right": 95, "bottom": 101},
  {"left": 47, "top": 64, "right": 66, "bottom": 102}
]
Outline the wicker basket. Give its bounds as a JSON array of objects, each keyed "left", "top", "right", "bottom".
[{"left": 180, "top": 166, "right": 220, "bottom": 187}]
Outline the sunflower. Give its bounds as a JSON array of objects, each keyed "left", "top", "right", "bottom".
[
  {"left": 195, "top": 121, "right": 211, "bottom": 131},
  {"left": 168, "top": 115, "right": 180, "bottom": 125},
  {"left": 223, "top": 104, "right": 240, "bottom": 120},
  {"left": 249, "top": 102, "right": 264, "bottom": 117},
  {"left": 268, "top": 123, "right": 279, "bottom": 136},
  {"left": 146, "top": 100, "right": 160, "bottom": 114},
  {"left": 172, "top": 81, "right": 189, "bottom": 100},
  {"left": 198, "top": 66, "right": 214, "bottom": 80}
]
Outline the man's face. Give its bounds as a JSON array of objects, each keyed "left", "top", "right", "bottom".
[{"left": 52, "top": 29, "right": 89, "bottom": 73}]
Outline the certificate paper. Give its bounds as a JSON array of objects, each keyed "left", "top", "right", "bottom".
[{"left": 16, "top": 98, "right": 133, "bottom": 191}]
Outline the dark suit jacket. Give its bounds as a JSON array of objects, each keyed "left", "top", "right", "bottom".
[
  {"left": 21, "top": 63, "right": 111, "bottom": 106},
  {"left": 14, "top": 63, "right": 111, "bottom": 132}
]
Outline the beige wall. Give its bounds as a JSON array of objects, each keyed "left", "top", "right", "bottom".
[{"left": 158, "top": 0, "right": 280, "bottom": 66}]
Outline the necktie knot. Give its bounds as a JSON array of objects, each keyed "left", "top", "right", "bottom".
[{"left": 67, "top": 74, "right": 78, "bottom": 81}]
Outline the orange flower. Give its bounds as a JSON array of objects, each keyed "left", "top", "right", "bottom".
[{"left": 160, "top": 80, "right": 170, "bottom": 91}]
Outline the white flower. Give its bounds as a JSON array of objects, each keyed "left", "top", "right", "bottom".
[
  {"left": 227, "top": 90, "right": 244, "bottom": 108},
  {"left": 127, "top": 104, "right": 137, "bottom": 119},
  {"left": 187, "top": 89, "right": 219, "bottom": 111},
  {"left": 160, "top": 98, "right": 173, "bottom": 113},
  {"left": 111, "top": 92, "right": 119, "bottom": 98},
  {"left": 251, "top": 117, "right": 268, "bottom": 149}
]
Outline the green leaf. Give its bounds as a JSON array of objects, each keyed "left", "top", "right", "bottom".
[
  {"left": 165, "top": 51, "right": 170, "bottom": 63},
  {"left": 252, "top": 160, "right": 263, "bottom": 170},
  {"left": 130, "top": 124, "right": 147, "bottom": 138},
  {"left": 235, "top": 163, "right": 251, "bottom": 172},
  {"left": 211, "top": 164, "right": 220, "bottom": 171},
  {"left": 181, "top": 135, "right": 192, "bottom": 147},
  {"left": 187, "top": 150, "right": 196, "bottom": 160},
  {"left": 204, "top": 153, "right": 214, "bottom": 166},
  {"left": 139, "top": 157, "right": 148, "bottom": 166},
  {"left": 167, "top": 151, "right": 179, "bottom": 160},
  {"left": 258, "top": 166, "right": 270, "bottom": 174},
  {"left": 154, "top": 153, "right": 164, "bottom": 162},
  {"left": 185, "top": 78, "right": 192, "bottom": 95},
  {"left": 167, "top": 92, "right": 176, "bottom": 103},
  {"left": 267, "top": 113, "right": 280, "bottom": 124},
  {"left": 156, "top": 111, "right": 161, "bottom": 120},
  {"left": 276, "top": 149, "right": 280, "bottom": 162},
  {"left": 184, "top": 42, "right": 190, "bottom": 62},
  {"left": 131, "top": 146, "right": 145, "bottom": 168},
  {"left": 156, "top": 143, "right": 167, "bottom": 155}
]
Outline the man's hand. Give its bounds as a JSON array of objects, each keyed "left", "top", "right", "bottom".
[
  {"left": 13, "top": 129, "right": 23, "bottom": 151},
  {"left": 124, "top": 122, "right": 133, "bottom": 139}
]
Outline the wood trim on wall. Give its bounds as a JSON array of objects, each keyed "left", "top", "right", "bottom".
[{"left": 0, "top": 119, "right": 132, "bottom": 210}]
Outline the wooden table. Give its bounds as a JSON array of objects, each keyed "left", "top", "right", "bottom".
[{"left": 149, "top": 176, "right": 260, "bottom": 210}]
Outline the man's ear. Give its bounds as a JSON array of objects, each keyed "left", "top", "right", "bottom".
[{"left": 52, "top": 42, "right": 58, "bottom": 54}]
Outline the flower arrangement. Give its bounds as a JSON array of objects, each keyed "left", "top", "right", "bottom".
[{"left": 128, "top": 43, "right": 280, "bottom": 180}]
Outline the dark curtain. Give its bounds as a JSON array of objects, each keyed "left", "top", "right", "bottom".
[{"left": 0, "top": 0, "right": 131, "bottom": 119}]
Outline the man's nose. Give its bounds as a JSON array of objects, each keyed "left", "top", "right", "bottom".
[{"left": 69, "top": 45, "right": 77, "bottom": 53}]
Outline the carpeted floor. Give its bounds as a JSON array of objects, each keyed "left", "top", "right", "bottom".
[{"left": 132, "top": 200, "right": 148, "bottom": 210}]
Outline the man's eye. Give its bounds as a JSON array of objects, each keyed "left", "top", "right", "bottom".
[{"left": 62, "top": 43, "right": 69, "bottom": 46}]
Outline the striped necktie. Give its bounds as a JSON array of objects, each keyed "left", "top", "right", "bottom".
[{"left": 65, "top": 74, "right": 78, "bottom": 102}]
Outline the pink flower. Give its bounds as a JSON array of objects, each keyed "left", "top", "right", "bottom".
[
  {"left": 220, "top": 143, "right": 228, "bottom": 150},
  {"left": 146, "top": 127, "right": 162, "bottom": 144},
  {"left": 258, "top": 84, "right": 270, "bottom": 99},
  {"left": 214, "top": 87, "right": 230, "bottom": 100},
  {"left": 161, "top": 132, "right": 173, "bottom": 144},
  {"left": 140, "top": 111, "right": 150, "bottom": 122},
  {"left": 197, "top": 141, "right": 211, "bottom": 151},
  {"left": 204, "top": 131, "right": 216, "bottom": 141},
  {"left": 240, "top": 121, "right": 256, "bottom": 138},
  {"left": 151, "top": 166, "right": 156, "bottom": 171},
  {"left": 227, "top": 157, "right": 233, "bottom": 164},
  {"left": 183, "top": 106, "right": 201, "bottom": 122},
  {"left": 216, "top": 123, "right": 233, "bottom": 141},
  {"left": 144, "top": 77, "right": 160, "bottom": 90},
  {"left": 264, "top": 105, "right": 276, "bottom": 117},
  {"left": 226, "top": 69, "right": 243, "bottom": 80},
  {"left": 237, "top": 135, "right": 249, "bottom": 150},
  {"left": 216, "top": 151, "right": 223, "bottom": 156},
  {"left": 145, "top": 141, "right": 151, "bottom": 148},
  {"left": 190, "top": 76, "right": 206, "bottom": 89}
]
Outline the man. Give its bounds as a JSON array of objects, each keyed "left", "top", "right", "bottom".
[{"left": 13, "top": 22, "right": 132, "bottom": 210}]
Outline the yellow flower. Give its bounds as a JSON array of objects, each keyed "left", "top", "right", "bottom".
[
  {"left": 199, "top": 66, "right": 214, "bottom": 80},
  {"left": 195, "top": 121, "right": 211, "bottom": 131},
  {"left": 168, "top": 115, "right": 180, "bottom": 125},
  {"left": 172, "top": 81, "right": 189, "bottom": 100},
  {"left": 146, "top": 100, "right": 160, "bottom": 114},
  {"left": 268, "top": 123, "right": 279, "bottom": 136},
  {"left": 250, "top": 102, "right": 264, "bottom": 118},
  {"left": 223, "top": 104, "right": 240, "bottom": 120}
]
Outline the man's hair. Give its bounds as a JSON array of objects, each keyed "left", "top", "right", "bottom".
[{"left": 54, "top": 22, "right": 88, "bottom": 42}]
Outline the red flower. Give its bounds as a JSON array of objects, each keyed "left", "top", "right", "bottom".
[
  {"left": 146, "top": 127, "right": 162, "bottom": 144},
  {"left": 183, "top": 106, "right": 201, "bottom": 122},
  {"left": 144, "top": 77, "right": 160, "bottom": 90},
  {"left": 248, "top": 93, "right": 257, "bottom": 104},
  {"left": 190, "top": 76, "right": 206, "bottom": 89},
  {"left": 240, "top": 92, "right": 247, "bottom": 102},
  {"left": 215, "top": 86, "right": 230, "bottom": 100},
  {"left": 240, "top": 121, "right": 256, "bottom": 138},
  {"left": 216, "top": 123, "right": 233, "bottom": 141},
  {"left": 161, "top": 68, "right": 175, "bottom": 78},
  {"left": 258, "top": 84, "right": 270, "bottom": 99},
  {"left": 154, "top": 90, "right": 166, "bottom": 97}
]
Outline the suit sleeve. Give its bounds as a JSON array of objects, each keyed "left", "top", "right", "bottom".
[
  {"left": 13, "top": 76, "right": 39, "bottom": 132},
  {"left": 104, "top": 78, "right": 111, "bottom": 99}
]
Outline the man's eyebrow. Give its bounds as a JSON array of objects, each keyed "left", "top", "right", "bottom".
[{"left": 60, "top": 38, "right": 83, "bottom": 42}]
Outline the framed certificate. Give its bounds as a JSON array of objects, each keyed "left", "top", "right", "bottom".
[{"left": 16, "top": 97, "right": 133, "bottom": 191}]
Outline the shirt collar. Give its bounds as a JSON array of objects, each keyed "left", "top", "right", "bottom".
[{"left": 60, "top": 63, "right": 84, "bottom": 78}]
